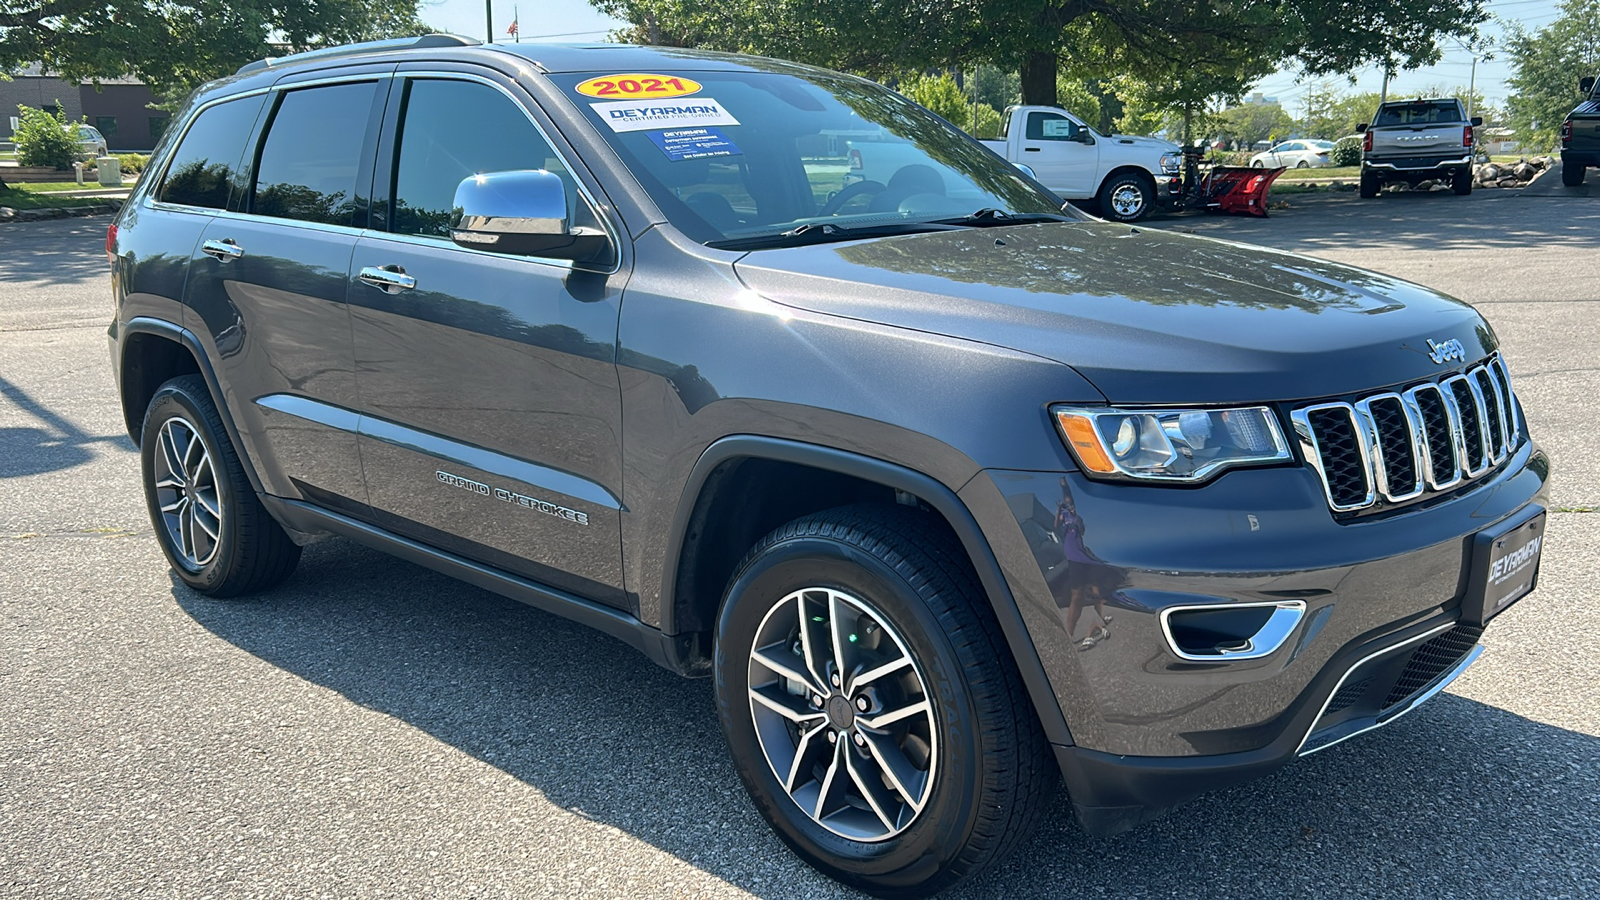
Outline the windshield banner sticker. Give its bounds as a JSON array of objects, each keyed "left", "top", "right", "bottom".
[
  {"left": 592, "top": 98, "right": 740, "bottom": 133},
  {"left": 649, "top": 127, "right": 743, "bottom": 161},
  {"left": 576, "top": 74, "right": 702, "bottom": 99}
]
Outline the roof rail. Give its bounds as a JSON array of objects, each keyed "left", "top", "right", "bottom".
[{"left": 235, "top": 34, "right": 480, "bottom": 76}]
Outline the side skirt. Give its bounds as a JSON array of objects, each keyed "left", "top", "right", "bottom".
[{"left": 261, "top": 496, "right": 705, "bottom": 676}]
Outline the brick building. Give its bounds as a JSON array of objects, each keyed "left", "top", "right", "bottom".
[{"left": 2, "top": 64, "right": 166, "bottom": 151}]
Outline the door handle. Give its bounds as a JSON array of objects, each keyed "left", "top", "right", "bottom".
[
  {"left": 359, "top": 265, "right": 417, "bottom": 294},
  {"left": 1023, "top": 146, "right": 1041, "bottom": 152},
  {"left": 201, "top": 239, "right": 243, "bottom": 262}
]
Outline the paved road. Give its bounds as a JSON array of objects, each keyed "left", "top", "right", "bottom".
[{"left": 2, "top": 196, "right": 1597, "bottom": 899}]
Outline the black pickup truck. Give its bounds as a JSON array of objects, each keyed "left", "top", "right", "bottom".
[{"left": 1561, "top": 75, "right": 1600, "bottom": 186}]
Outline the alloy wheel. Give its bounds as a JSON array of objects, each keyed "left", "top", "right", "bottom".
[
  {"left": 746, "top": 587, "right": 937, "bottom": 842},
  {"left": 152, "top": 416, "right": 223, "bottom": 568},
  {"left": 1109, "top": 183, "right": 1146, "bottom": 218}
]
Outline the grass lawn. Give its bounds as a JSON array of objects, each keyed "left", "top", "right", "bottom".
[{"left": 0, "top": 183, "right": 109, "bottom": 209}]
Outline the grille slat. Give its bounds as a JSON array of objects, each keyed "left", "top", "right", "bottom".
[{"left": 1294, "top": 358, "right": 1517, "bottom": 513}]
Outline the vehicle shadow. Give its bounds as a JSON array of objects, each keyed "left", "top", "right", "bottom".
[
  {"left": 176, "top": 538, "right": 1597, "bottom": 899},
  {"left": 0, "top": 374, "right": 133, "bottom": 477}
]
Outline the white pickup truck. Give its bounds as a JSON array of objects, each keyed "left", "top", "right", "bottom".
[
  {"left": 847, "top": 105, "right": 1180, "bottom": 221},
  {"left": 983, "top": 106, "right": 1181, "bottom": 221}
]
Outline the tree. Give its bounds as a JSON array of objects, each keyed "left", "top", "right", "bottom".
[
  {"left": 1504, "top": 0, "right": 1600, "bottom": 149},
  {"left": 0, "top": 0, "right": 429, "bottom": 101},
  {"left": 594, "top": 0, "right": 1490, "bottom": 107},
  {"left": 897, "top": 73, "right": 970, "bottom": 125},
  {"left": 1215, "top": 102, "right": 1296, "bottom": 146},
  {"left": 13, "top": 102, "right": 82, "bottom": 169}
]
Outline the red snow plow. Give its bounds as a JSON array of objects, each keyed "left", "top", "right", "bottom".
[{"left": 1173, "top": 146, "right": 1285, "bottom": 216}]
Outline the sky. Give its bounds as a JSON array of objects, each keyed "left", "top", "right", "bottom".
[{"left": 416, "top": 0, "right": 1564, "bottom": 113}]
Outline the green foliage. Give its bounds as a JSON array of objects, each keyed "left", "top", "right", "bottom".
[
  {"left": 897, "top": 73, "right": 970, "bottom": 125},
  {"left": 1296, "top": 85, "right": 1384, "bottom": 139},
  {"left": 1053, "top": 76, "right": 1102, "bottom": 130},
  {"left": 13, "top": 103, "right": 82, "bottom": 170},
  {"left": 114, "top": 153, "right": 151, "bottom": 175},
  {"left": 0, "top": 0, "right": 430, "bottom": 102},
  {"left": 971, "top": 65, "right": 1019, "bottom": 111},
  {"left": 969, "top": 103, "right": 1003, "bottom": 139},
  {"left": 1214, "top": 102, "right": 1296, "bottom": 147},
  {"left": 1505, "top": 0, "right": 1600, "bottom": 149},
  {"left": 1330, "top": 136, "right": 1363, "bottom": 166}
]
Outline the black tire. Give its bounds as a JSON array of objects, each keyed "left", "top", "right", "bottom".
[
  {"left": 1452, "top": 167, "right": 1472, "bottom": 195},
  {"left": 1295, "top": 160, "right": 1310, "bottom": 169},
  {"left": 714, "top": 504, "right": 1054, "bottom": 898},
  {"left": 1359, "top": 170, "right": 1380, "bottom": 199},
  {"left": 139, "top": 375, "right": 300, "bottom": 597},
  {"left": 1562, "top": 160, "right": 1586, "bottom": 186},
  {"left": 1096, "top": 171, "right": 1156, "bottom": 222},
  {"left": 1251, "top": 160, "right": 1265, "bottom": 168}
]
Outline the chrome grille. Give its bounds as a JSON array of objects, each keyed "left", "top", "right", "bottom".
[{"left": 1292, "top": 356, "right": 1519, "bottom": 513}]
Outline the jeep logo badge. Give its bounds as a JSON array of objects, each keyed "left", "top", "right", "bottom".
[{"left": 1427, "top": 338, "right": 1467, "bottom": 365}]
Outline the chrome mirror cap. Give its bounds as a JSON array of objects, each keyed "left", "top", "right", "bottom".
[{"left": 450, "top": 170, "right": 608, "bottom": 261}]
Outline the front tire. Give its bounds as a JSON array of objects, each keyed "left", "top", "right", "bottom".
[
  {"left": 1096, "top": 171, "right": 1156, "bottom": 222},
  {"left": 714, "top": 505, "right": 1054, "bottom": 897},
  {"left": 139, "top": 375, "right": 301, "bottom": 597}
]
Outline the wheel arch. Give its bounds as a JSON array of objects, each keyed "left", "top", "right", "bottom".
[
  {"left": 118, "top": 317, "right": 265, "bottom": 495},
  {"left": 1096, "top": 164, "right": 1157, "bottom": 197},
  {"left": 661, "top": 435, "right": 1075, "bottom": 746}
]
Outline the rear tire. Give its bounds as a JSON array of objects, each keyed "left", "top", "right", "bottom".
[
  {"left": 1562, "top": 160, "right": 1586, "bottom": 186},
  {"left": 1452, "top": 168, "right": 1473, "bottom": 195},
  {"left": 1359, "top": 170, "right": 1380, "bottom": 199},
  {"left": 1096, "top": 171, "right": 1156, "bottom": 222},
  {"left": 714, "top": 505, "right": 1055, "bottom": 897},
  {"left": 1295, "top": 160, "right": 1309, "bottom": 169},
  {"left": 139, "top": 375, "right": 301, "bottom": 597}
]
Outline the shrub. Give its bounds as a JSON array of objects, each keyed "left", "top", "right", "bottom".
[
  {"left": 1330, "top": 136, "right": 1363, "bottom": 167},
  {"left": 898, "top": 73, "right": 970, "bottom": 126},
  {"left": 968, "top": 103, "right": 1003, "bottom": 140},
  {"left": 14, "top": 103, "right": 83, "bottom": 170},
  {"left": 1211, "top": 150, "right": 1255, "bottom": 167},
  {"left": 114, "top": 153, "right": 150, "bottom": 175}
]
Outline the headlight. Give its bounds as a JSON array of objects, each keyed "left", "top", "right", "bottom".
[
  {"left": 1159, "top": 153, "right": 1181, "bottom": 173},
  {"left": 1052, "top": 405, "right": 1291, "bottom": 482}
]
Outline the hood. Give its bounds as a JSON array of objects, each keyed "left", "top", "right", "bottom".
[
  {"left": 732, "top": 222, "right": 1492, "bottom": 405},
  {"left": 1106, "top": 133, "right": 1180, "bottom": 153}
]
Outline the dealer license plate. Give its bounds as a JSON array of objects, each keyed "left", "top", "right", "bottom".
[{"left": 1463, "top": 512, "right": 1544, "bottom": 626}]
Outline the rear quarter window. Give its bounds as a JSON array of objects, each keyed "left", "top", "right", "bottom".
[{"left": 156, "top": 95, "right": 268, "bottom": 209}]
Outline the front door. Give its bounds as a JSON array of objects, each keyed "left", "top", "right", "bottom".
[
  {"left": 1020, "top": 110, "right": 1099, "bottom": 197},
  {"left": 349, "top": 74, "right": 629, "bottom": 608}
]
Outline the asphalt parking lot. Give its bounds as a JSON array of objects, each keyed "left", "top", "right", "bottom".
[{"left": 3, "top": 189, "right": 1598, "bottom": 899}]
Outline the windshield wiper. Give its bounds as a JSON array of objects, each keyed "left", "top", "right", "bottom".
[
  {"left": 706, "top": 220, "right": 957, "bottom": 251},
  {"left": 931, "top": 208, "right": 1075, "bottom": 227}
]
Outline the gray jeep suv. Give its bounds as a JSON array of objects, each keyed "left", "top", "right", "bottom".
[{"left": 108, "top": 35, "right": 1550, "bottom": 897}]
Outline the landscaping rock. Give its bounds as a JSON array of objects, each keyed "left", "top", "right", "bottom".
[
  {"left": 1497, "top": 176, "right": 1520, "bottom": 187},
  {"left": 0, "top": 207, "right": 14, "bottom": 221},
  {"left": 1514, "top": 162, "right": 1536, "bottom": 180}
]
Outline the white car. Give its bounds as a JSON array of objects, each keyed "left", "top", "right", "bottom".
[
  {"left": 75, "top": 124, "right": 108, "bottom": 158},
  {"left": 1250, "top": 140, "right": 1332, "bottom": 168}
]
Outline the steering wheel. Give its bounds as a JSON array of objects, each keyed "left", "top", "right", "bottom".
[{"left": 819, "top": 180, "right": 886, "bottom": 216}]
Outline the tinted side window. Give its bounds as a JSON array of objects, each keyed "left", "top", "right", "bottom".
[
  {"left": 252, "top": 82, "right": 377, "bottom": 226},
  {"left": 390, "top": 78, "right": 592, "bottom": 240},
  {"left": 156, "top": 95, "right": 266, "bottom": 209}
]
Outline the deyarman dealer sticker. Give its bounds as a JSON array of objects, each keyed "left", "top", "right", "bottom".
[{"left": 593, "top": 98, "right": 740, "bottom": 133}]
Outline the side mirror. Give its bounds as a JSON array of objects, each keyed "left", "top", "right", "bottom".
[
  {"left": 1013, "top": 162, "right": 1037, "bottom": 179},
  {"left": 1074, "top": 132, "right": 1096, "bottom": 145},
  {"left": 1355, "top": 123, "right": 1368, "bottom": 133},
  {"left": 1471, "top": 116, "right": 1483, "bottom": 127},
  {"left": 450, "top": 170, "right": 609, "bottom": 262},
  {"left": 1580, "top": 76, "right": 1595, "bottom": 94}
]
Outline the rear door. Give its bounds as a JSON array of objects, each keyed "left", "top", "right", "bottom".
[
  {"left": 180, "top": 74, "right": 390, "bottom": 512},
  {"left": 1018, "top": 110, "right": 1099, "bottom": 197},
  {"left": 348, "top": 70, "right": 629, "bottom": 608}
]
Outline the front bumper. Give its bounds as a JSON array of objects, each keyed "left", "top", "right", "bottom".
[{"left": 959, "top": 436, "right": 1549, "bottom": 834}]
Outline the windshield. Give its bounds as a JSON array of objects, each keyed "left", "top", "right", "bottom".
[
  {"left": 552, "top": 69, "right": 1072, "bottom": 245},
  {"left": 1374, "top": 100, "right": 1463, "bottom": 127}
]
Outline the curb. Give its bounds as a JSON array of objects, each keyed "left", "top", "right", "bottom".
[{"left": 0, "top": 198, "right": 123, "bottom": 223}]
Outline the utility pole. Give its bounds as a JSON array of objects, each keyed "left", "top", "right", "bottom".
[
  {"left": 1379, "top": 59, "right": 1392, "bottom": 105},
  {"left": 485, "top": 0, "right": 493, "bottom": 43}
]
